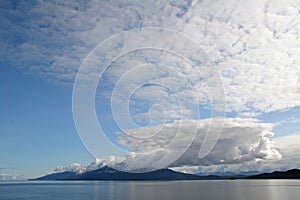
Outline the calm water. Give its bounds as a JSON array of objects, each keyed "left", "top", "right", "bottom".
[{"left": 1, "top": 180, "right": 300, "bottom": 200}]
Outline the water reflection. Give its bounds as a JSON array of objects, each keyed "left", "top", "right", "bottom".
[{"left": 1, "top": 180, "right": 300, "bottom": 200}]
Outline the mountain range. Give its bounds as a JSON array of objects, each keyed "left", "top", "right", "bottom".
[
  {"left": 30, "top": 166, "right": 300, "bottom": 181},
  {"left": 30, "top": 166, "right": 221, "bottom": 181}
]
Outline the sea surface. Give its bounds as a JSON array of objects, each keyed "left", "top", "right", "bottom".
[{"left": 1, "top": 180, "right": 300, "bottom": 200}]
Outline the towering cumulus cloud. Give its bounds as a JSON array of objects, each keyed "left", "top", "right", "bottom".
[
  {"left": 54, "top": 118, "right": 281, "bottom": 173},
  {"left": 117, "top": 118, "right": 281, "bottom": 171}
]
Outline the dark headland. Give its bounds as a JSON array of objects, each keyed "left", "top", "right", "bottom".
[{"left": 247, "top": 169, "right": 300, "bottom": 179}]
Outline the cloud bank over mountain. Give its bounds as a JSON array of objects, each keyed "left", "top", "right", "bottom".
[
  {"left": 117, "top": 118, "right": 281, "bottom": 170},
  {"left": 53, "top": 118, "right": 285, "bottom": 173},
  {"left": 53, "top": 131, "right": 300, "bottom": 174}
]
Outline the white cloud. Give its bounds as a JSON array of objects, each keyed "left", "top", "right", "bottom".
[
  {"left": 54, "top": 156, "right": 125, "bottom": 173},
  {"left": 0, "top": 173, "right": 17, "bottom": 181},
  {"left": 53, "top": 118, "right": 283, "bottom": 173},
  {"left": 52, "top": 129, "right": 299, "bottom": 174},
  {"left": 2, "top": 0, "right": 300, "bottom": 114},
  {"left": 274, "top": 133, "right": 300, "bottom": 160},
  {"left": 117, "top": 118, "right": 281, "bottom": 171},
  {"left": 0, "top": 0, "right": 181, "bottom": 82},
  {"left": 173, "top": 133, "right": 300, "bottom": 174},
  {"left": 182, "top": 0, "right": 300, "bottom": 114},
  {"left": 55, "top": 163, "right": 86, "bottom": 173},
  {"left": 3, "top": 0, "right": 300, "bottom": 174}
]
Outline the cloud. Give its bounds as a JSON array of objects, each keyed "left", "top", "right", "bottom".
[
  {"left": 54, "top": 156, "right": 125, "bottom": 173},
  {"left": 55, "top": 163, "right": 86, "bottom": 173},
  {"left": 52, "top": 128, "right": 300, "bottom": 175},
  {"left": 181, "top": 0, "right": 300, "bottom": 114},
  {"left": 273, "top": 133, "right": 300, "bottom": 162},
  {"left": 0, "top": 173, "right": 17, "bottom": 181},
  {"left": 96, "top": 50, "right": 212, "bottom": 125},
  {"left": 53, "top": 117, "right": 284, "bottom": 173},
  {"left": 2, "top": 0, "right": 300, "bottom": 174},
  {"left": 0, "top": 0, "right": 180, "bottom": 82},
  {"left": 116, "top": 118, "right": 281, "bottom": 171},
  {"left": 1, "top": 0, "right": 300, "bottom": 115},
  {"left": 172, "top": 133, "right": 300, "bottom": 174}
]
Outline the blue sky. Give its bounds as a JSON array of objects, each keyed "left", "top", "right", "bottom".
[
  {"left": 1, "top": 0, "right": 300, "bottom": 179},
  {"left": 0, "top": 63, "right": 93, "bottom": 178}
]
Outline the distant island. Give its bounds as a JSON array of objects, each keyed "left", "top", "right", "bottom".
[{"left": 29, "top": 166, "right": 300, "bottom": 181}]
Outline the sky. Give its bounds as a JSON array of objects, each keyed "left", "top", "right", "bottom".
[{"left": 1, "top": 0, "right": 300, "bottom": 180}]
